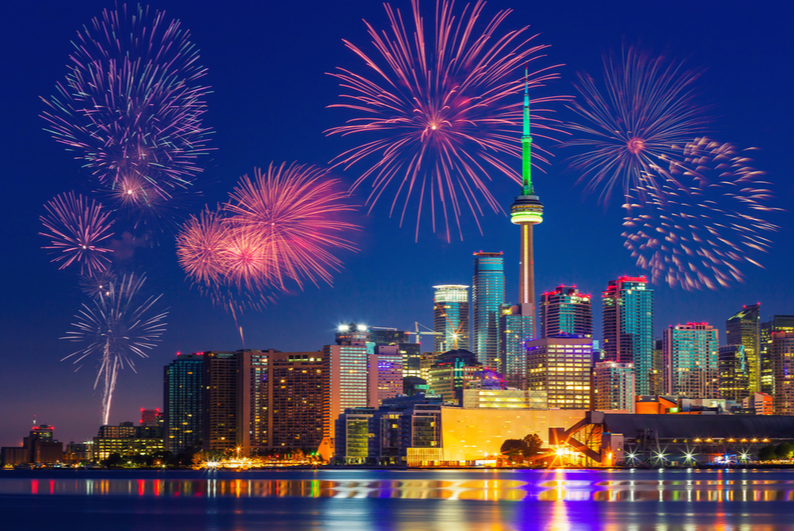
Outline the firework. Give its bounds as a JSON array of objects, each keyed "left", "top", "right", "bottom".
[
  {"left": 41, "top": 4, "right": 212, "bottom": 207},
  {"left": 223, "top": 163, "right": 359, "bottom": 289},
  {"left": 39, "top": 192, "right": 115, "bottom": 275},
  {"left": 62, "top": 274, "right": 167, "bottom": 425},
  {"left": 326, "top": 0, "right": 566, "bottom": 241},
  {"left": 78, "top": 268, "right": 117, "bottom": 299},
  {"left": 175, "top": 208, "right": 229, "bottom": 287},
  {"left": 564, "top": 47, "right": 709, "bottom": 203},
  {"left": 622, "top": 138, "right": 778, "bottom": 290}
]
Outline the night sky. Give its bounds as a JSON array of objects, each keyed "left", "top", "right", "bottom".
[{"left": 0, "top": 1, "right": 791, "bottom": 447}]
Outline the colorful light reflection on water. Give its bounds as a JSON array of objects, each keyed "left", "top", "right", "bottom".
[{"left": 1, "top": 470, "right": 791, "bottom": 502}]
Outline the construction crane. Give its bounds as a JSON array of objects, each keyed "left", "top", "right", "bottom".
[{"left": 406, "top": 321, "right": 443, "bottom": 346}]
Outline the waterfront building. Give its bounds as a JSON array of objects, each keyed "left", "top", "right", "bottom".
[
  {"left": 771, "top": 331, "right": 794, "bottom": 415},
  {"left": 526, "top": 336, "right": 593, "bottom": 409},
  {"left": 718, "top": 345, "right": 750, "bottom": 402},
  {"left": 92, "top": 421, "right": 164, "bottom": 460},
  {"left": 602, "top": 275, "right": 654, "bottom": 395},
  {"left": 662, "top": 323, "right": 719, "bottom": 399},
  {"left": 433, "top": 285, "right": 470, "bottom": 352},
  {"left": 262, "top": 350, "right": 327, "bottom": 450},
  {"left": 761, "top": 315, "right": 794, "bottom": 396},
  {"left": 552, "top": 411, "right": 794, "bottom": 466},
  {"left": 726, "top": 303, "right": 761, "bottom": 392},
  {"left": 540, "top": 286, "right": 593, "bottom": 338},
  {"left": 509, "top": 67, "right": 544, "bottom": 340},
  {"left": 4, "top": 421, "right": 65, "bottom": 465},
  {"left": 498, "top": 303, "right": 533, "bottom": 390},
  {"left": 441, "top": 408, "right": 588, "bottom": 464},
  {"left": 163, "top": 352, "right": 204, "bottom": 454},
  {"left": 334, "top": 395, "right": 443, "bottom": 465},
  {"left": 427, "top": 349, "right": 482, "bottom": 404},
  {"left": 202, "top": 351, "right": 240, "bottom": 452},
  {"left": 324, "top": 343, "right": 370, "bottom": 439},
  {"left": 472, "top": 252, "right": 505, "bottom": 370},
  {"left": 742, "top": 392, "right": 773, "bottom": 416},
  {"left": 594, "top": 361, "right": 636, "bottom": 412}
]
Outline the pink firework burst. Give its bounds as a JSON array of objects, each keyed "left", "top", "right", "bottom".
[
  {"left": 327, "top": 0, "right": 567, "bottom": 241},
  {"left": 223, "top": 163, "right": 359, "bottom": 289},
  {"left": 564, "top": 46, "right": 709, "bottom": 204},
  {"left": 39, "top": 192, "right": 115, "bottom": 275}
]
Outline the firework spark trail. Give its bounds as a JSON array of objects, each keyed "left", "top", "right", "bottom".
[
  {"left": 326, "top": 0, "right": 567, "bottom": 241},
  {"left": 62, "top": 274, "right": 167, "bottom": 425},
  {"left": 79, "top": 268, "right": 117, "bottom": 299},
  {"left": 622, "top": 137, "right": 779, "bottom": 290},
  {"left": 564, "top": 46, "right": 709, "bottom": 204},
  {"left": 39, "top": 192, "right": 115, "bottom": 275},
  {"left": 40, "top": 4, "right": 212, "bottom": 212}
]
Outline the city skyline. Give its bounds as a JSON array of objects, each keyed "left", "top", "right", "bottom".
[{"left": 0, "top": 0, "right": 792, "bottom": 448}]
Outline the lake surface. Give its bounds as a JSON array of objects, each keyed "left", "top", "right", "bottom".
[{"left": 1, "top": 468, "right": 792, "bottom": 530}]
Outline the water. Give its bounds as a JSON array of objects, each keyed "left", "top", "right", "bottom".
[{"left": 1, "top": 468, "right": 791, "bottom": 530}]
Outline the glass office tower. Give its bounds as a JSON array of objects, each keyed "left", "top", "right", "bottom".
[
  {"left": 472, "top": 252, "right": 505, "bottom": 369},
  {"left": 433, "top": 285, "right": 470, "bottom": 352}
]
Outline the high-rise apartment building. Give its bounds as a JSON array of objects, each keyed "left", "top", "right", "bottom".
[
  {"left": 726, "top": 304, "right": 761, "bottom": 393},
  {"left": 594, "top": 361, "right": 635, "bottom": 412},
  {"left": 602, "top": 275, "right": 654, "bottom": 395},
  {"left": 324, "top": 343, "right": 371, "bottom": 440},
  {"left": 540, "top": 286, "right": 593, "bottom": 338},
  {"left": 433, "top": 285, "right": 470, "bottom": 352},
  {"left": 771, "top": 331, "right": 794, "bottom": 415},
  {"left": 202, "top": 351, "right": 240, "bottom": 452},
  {"left": 499, "top": 303, "right": 533, "bottom": 389},
  {"left": 472, "top": 252, "right": 505, "bottom": 369},
  {"left": 164, "top": 353, "right": 204, "bottom": 454},
  {"left": 760, "top": 315, "right": 794, "bottom": 396},
  {"left": 718, "top": 345, "right": 749, "bottom": 402},
  {"left": 650, "top": 339, "right": 664, "bottom": 396},
  {"left": 526, "top": 336, "right": 592, "bottom": 409},
  {"left": 662, "top": 323, "right": 719, "bottom": 399},
  {"left": 373, "top": 345, "right": 404, "bottom": 406},
  {"left": 399, "top": 342, "right": 422, "bottom": 378}
]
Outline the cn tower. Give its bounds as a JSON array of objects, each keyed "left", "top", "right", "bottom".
[{"left": 510, "top": 66, "right": 544, "bottom": 339}]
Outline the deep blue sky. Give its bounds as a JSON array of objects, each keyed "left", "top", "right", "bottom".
[{"left": 0, "top": 1, "right": 792, "bottom": 447}]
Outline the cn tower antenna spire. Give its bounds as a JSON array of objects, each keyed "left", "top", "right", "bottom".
[{"left": 521, "top": 63, "right": 533, "bottom": 196}]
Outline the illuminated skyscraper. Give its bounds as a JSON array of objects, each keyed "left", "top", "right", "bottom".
[
  {"left": 540, "top": 285, "right": 593, "bottom": 338},
  {"left": 202, "top": 351, "right": 239, "bottom": 452},
  {"left": 718, "top": 345, "right": 749, "bottom": 402},
  {"left": 726, "top": 303, "right": 761, "bottom": 392},
  {"left": 602, "top": 275, "right": 654, "bottom": 395},
  {"left": 594, "top": 361, "right": 635, "bottom": 412},
  {"left": 760, "top": 315, "right": 793, "bottom": 396},
  {"left": 472, "top": 252, "right": 505, "bottom": 369},
  {"left": 164, "top": 352, "right": 204, "bottom": 454},
  {"left": 323, "top": 343, "right": 371, "bottom": 440},
  {"left": 499, "top": 303, "right": 533, "bottom": 389},
  {"left": 509, "top": 67, "right": 544, "bottom": 340},
  {"left": 526, "top": 337, "right": 591, "bottom": 409},
  {"left": 433, "top": 285, "right": 470, "bottom": 352},
  {"left": 771, "top": 331, "right": 794, "bottom": 415},
  {"left": 662, "top": 323, "right": 719, "bottom": 399}
]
